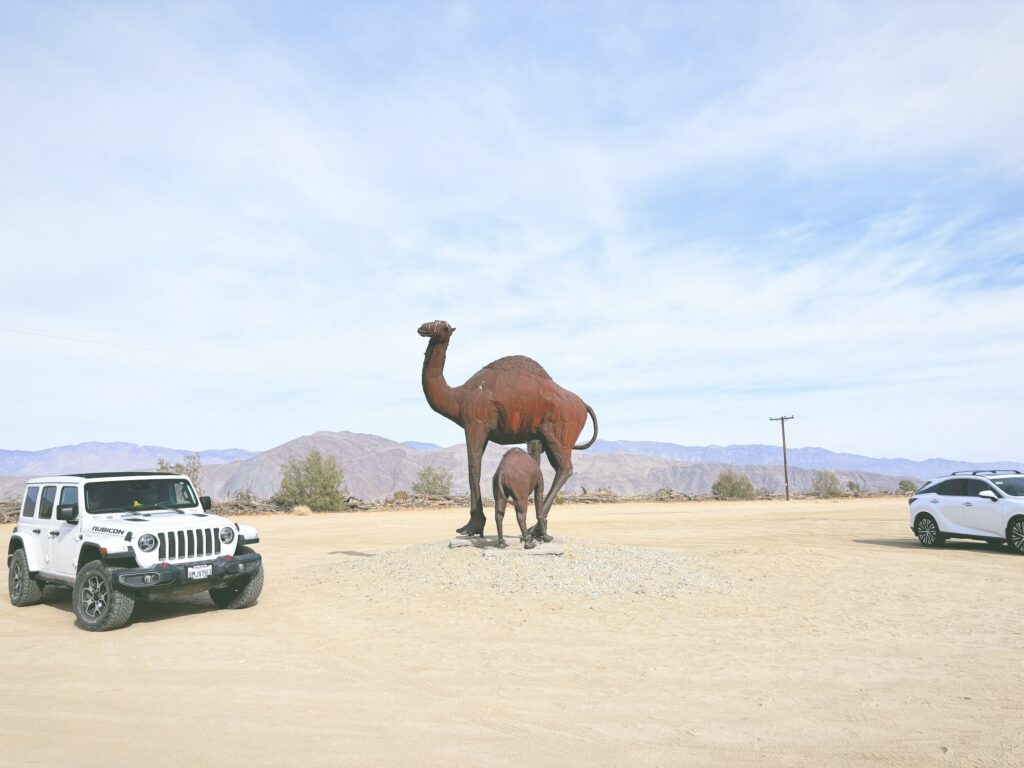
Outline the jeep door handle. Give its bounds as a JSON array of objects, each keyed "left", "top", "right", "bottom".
[
  {"left": 930, "top": 500, "right": 939, "bottom": 504},
  {"left": 32, "top": 528, "right": 41, "bottom": 534},
  {"left": 964, "top": 502, "right": 973, "bottom": 507},
  {"left": 48, "top": 530, "right": 60, "bottom": 537}
]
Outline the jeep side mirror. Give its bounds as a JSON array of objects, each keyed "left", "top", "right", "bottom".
[
  {"left": 978, "top": 490, "right": 999, "bottom": 502},
  {"left": 57, "top": 503, "right": 78, "bottom": 522},
  {"left": 200, "top": 496, "right": 212, "bottom": 511}
]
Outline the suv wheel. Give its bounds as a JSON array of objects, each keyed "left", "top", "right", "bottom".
[
  {"left": 915, "top": 514, "right": 944, "bottom": 547},
  {"left": 73, "top": 561, "right": 135, "bottom": 631},
  {"left": 8, "top": 549, "right": 44, "bottom": 607},
  {"left": 1008, "top": 518, "right": 1024, "bottom": 555},
  {"left": 209, "top": 546, "right": 264, "bottom": 609}
]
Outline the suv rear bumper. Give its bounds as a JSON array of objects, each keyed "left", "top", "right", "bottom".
[{"left": 114, "top": 551, "right": 262, "bottom": 592}]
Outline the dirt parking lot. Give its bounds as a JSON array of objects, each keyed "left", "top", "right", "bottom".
[{"left": 2, "top": 498, "right": 1022, "bottom": 767}]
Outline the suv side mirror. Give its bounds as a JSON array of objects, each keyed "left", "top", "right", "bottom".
[
  {"left": 200, "top": 496, "right": 212, "bottom": 511},
  {"left": 978, "top": 490, "right": 999, "bottom": 502},
  {"left": 57, "top": 503, "right": 78, "bottom": 522}
]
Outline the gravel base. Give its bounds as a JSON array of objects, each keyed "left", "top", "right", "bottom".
[{"left": 337, "top": 540, "right": 729, "bottom": 599}]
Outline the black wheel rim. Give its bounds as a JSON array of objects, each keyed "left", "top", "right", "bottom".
[
  {"left": 11, "top": 560, "right": 23, "bottom": 599},
  {"left": 81, "top": 575, "right": 109, "bottom": 620},
  {"left": 917, "top": 517, "right": 938, "bottom": 545},
  {"left": 1011, "top": 521, "right": 1024, "bottom": 552}
]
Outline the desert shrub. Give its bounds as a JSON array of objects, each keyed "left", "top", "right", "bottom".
[
  {"left": 811, "top": 470, "right": 842, "bottom": 498},
  {"left": 712, "top": 470, "right": 756, "bottom": 500},
  {"left": 846, "top": 481, "right": 864, "bottom": 497},
  {"left": 898, "top": 479, "right": 918, "bottom": 494},
  {"left": 390, "top": 490, "right": 411, "bottom": 504},
  {"left": 412, "top": 466, "right": 452, "bottom": 497},
  {"left": 233, "top": 489, "right": 260, "bottom": 504},
  {"left": 271, "top": 450, "right": 347, "bottom": 511},
  {"left": 157, "top": 453, "right": 203, "bottom": 494},
  {"left": 290, "top": 505, "right": 312, "bottom": 516}
]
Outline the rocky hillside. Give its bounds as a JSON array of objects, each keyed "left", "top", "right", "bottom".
[{"left": 200, "top": 432, "right": 907, "bottom": 501}]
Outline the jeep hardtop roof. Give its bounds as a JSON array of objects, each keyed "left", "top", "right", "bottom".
[{"left": 26, "top": 472, "right": 186, "bottom": 483}]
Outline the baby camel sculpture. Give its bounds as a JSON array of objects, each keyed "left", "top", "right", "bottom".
[
  {"left": 418, "top": 320, "right": 598, "bottom": 537},
  {"left": 493, "top": 448, "right": 546, "bottom": 549}
]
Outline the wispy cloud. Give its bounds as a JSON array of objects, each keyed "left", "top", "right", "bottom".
[{"left": 0, "top": 1, "right": 1021, "bottom": 461}]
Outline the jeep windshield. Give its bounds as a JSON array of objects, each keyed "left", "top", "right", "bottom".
[
  {"left": 992, "top": 477, "right": 1024, "bottom": 497},
  {"left": 84, "top": 479, "right": 199, "bottom": 514}
]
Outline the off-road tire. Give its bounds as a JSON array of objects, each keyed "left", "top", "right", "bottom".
[
  {"left": 914, "top": 514, "right": 944, "bottom": 548},
  {"left": 1007, "top": 518, "right": 1024, "bottom": 555},
  {"left": 8, "top": 549, "right": 44, "bottom": 607},
  {"left": 73, "top": 561, "right": 135, "bottom": 631},
  {"left": 209, "top": 546, "right": 264, "bottom": 609}
]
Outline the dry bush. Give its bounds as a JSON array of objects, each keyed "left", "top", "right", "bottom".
[
  {"left": 811, "top": 470, "right": 843, "bottom": 498},
  {"left": 712, "top": 470, "right": 756, "bottom": 500},
  {"left": 412, "top": 466, "right": 452, "bottom": 497},
  {"left": 291, "top": 504, "right": 312, "bottom": 516},
  {"left": 272, "top": 450, "right": 347, "bottom": 511}
]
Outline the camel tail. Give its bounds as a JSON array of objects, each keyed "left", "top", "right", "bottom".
[{"left": 573, "top": 404, "right": 599, "bottom": 450}]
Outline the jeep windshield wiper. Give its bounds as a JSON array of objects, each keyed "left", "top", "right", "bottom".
[{"left": 152, "top": 502, "right": 186, "bottom": 513}]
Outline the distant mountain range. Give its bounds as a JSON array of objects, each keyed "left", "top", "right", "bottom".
[
  {"left": 2, "top": 433, "right": 1019, "bottom": 502},
  {"left": 585, "top": 440, "right": 1024, "bottom": 479},
  {"left": 0, "top": 443, "right": 255, "bottom": 477}
]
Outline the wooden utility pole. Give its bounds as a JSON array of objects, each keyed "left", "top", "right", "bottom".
[{"left": 770, "top": 415, "right": 795, "bottom": 500}]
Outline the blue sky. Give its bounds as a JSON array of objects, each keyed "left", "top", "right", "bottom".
[{"left": 1, "top": 1, "right": 1022, "bottom": 461}]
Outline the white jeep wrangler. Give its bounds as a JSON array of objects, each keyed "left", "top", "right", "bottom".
[{"left": 7, "top": 472, "right": 263, "bottom": 631}]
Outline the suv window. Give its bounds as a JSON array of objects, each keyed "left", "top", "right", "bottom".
[
  {"left": 965, "top": 479, "right": 997, "bottom": 497},
  {"left": 992, "top": 477, "right": 1024, "bottom": 497},
  {"left": 21, "top": 486, "right": 39, "bottom": 518},
  {"left": 38, "top": 485, "right": 57, "bottom": 520},
  {"left": 59, "top": 486, "right": 79, "bottom": 510},
  {"left": 936, "top": 479, "right": 968, "bottom": 496}
]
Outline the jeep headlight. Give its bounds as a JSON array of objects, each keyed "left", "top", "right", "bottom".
[
  {"left": 137, "top": 533, "right": 158, "bottom": 553},
  {"left": 220, "top": 526, "right": 235, "bottom": 544}
]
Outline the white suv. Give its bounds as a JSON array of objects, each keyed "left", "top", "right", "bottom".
[
  {"left": 908, "top": 471, "right": 1024, "bottom": 552},
  {"left": 7, "top": 472, "right": 263, "bottom": 631}
]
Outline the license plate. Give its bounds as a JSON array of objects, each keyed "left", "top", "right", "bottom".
[{"left": 187, "top": 564, "right": 213, "bottom": 580}]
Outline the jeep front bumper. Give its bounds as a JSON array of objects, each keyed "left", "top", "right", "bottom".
[{"left": 114, "top": 551, "right": 262, "bottom": 591}]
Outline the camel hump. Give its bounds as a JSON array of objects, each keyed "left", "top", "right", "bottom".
[{"left": 483, "top": 355, "right": 552, "bottom": 379}]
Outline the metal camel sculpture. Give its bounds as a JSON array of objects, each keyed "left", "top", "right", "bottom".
[
  {"left": 493, "top": 447, "right": 546, "bottom": 549},
  {"left": 418, "top": 320, "right": 598, "bottom": 537}
]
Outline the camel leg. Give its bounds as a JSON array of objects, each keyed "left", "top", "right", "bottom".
[
  {"left": 494, "top": 492, "right": 509, "bottom": 549},
  {"left": 533, "top": 478, "right": 547, "bottom": 542},
  {"left": 530, "top": 440, "right": 571, "bottom": 540},
  {"left": 515, "top": 496, "right": 535, "bottom": 549},
  {"left": 456, "top": 426, "right": 488, "bottom": 536}
]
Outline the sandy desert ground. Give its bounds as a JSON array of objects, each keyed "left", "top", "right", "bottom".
[{"left": 2, "top": 498, "right": 1022, "bottom": 767}]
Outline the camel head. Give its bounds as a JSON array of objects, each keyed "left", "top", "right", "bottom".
[{"left": 418, "top": 320, "right": 456, "bottom": 340}]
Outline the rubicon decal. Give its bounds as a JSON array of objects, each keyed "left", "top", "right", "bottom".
[{"left": 91, "top": 526, "right": 126, "bottom": 536}]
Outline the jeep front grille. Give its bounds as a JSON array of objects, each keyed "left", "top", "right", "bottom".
[{"left": 157, "top": 528, "right": 222, "bottom": 561}]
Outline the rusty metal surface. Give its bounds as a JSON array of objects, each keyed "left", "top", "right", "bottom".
[
  {"left": 418, "top": 320, "right": 597, "bottom": 538},
  {"left": 492, "top": 447, "right": 545, "bottom": 548}
]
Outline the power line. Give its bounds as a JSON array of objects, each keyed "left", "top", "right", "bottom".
[{"left": 769, "top": 415, "right": 795, "bottom": 501}]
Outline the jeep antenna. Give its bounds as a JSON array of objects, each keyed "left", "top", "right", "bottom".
[{"left": 769, "top": 415, "right": 795, "bottom": 501}]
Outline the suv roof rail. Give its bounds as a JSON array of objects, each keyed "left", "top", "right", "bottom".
[{"left": 950, "top": 470, "right": 1022, "bottom": 476}]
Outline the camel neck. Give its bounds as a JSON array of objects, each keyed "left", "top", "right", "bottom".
[{"left": 422, "top": 338, "right": 460, "bottom": 423}]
